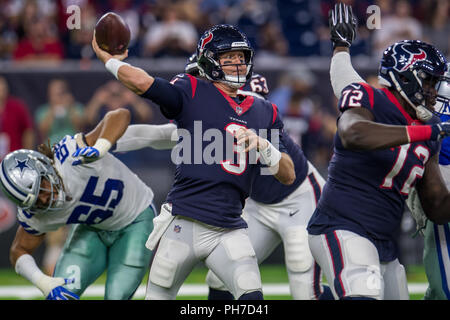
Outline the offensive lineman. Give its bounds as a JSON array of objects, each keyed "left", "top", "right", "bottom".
[
  {"left": 1, "top": 108, "right": 157, "bottom": 300},
  {"left": 329, "top": 3, "right": 450, "bottom": 300},
  {"left": 307, "top": 3, "right": 450, "bottom": 300},
  {"left": 92, "top": 24, "right": 296, "bottom": 300}
]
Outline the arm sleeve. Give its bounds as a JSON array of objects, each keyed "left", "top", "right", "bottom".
[
  {"left": 140, "top": 77, "right": 183, "bottom": 119},
  {"left": 113, "top": 123, "right": 178, "bottom": 152},
  {"left": 330, "top": 51, "right": 366, "bottom": 99}
]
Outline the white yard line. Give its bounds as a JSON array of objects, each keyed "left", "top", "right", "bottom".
[{"left": 0, "top": 283, "right": 429, "bottom": 299}]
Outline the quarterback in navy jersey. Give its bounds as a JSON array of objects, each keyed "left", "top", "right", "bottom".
[
  {"left": 308, "top": 3, "right": 450, "bottom": 300},
  {"left": 92, "top": 24, "right": 295, "bottom": 300},
  {"left": 184, "top": 54, "right": 332, "bottom": 299}
]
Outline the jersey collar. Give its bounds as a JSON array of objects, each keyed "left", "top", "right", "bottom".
[{"left": 215, "top": 86, "right": 255, "bottom": 116}]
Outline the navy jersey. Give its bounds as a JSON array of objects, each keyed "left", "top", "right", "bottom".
[
  {"left": 250, "top": 130, "right": 309, "bottom": 204},
  {"left": 166, "top": 74, "right": 287, "bottom": 229},
  {"left": 308, "top": 82, "right": 440, "bottom": 261},
  {"left": 238, "top": 73, "right": 269, "bottom": 99}
]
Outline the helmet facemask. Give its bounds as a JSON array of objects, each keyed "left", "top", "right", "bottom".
[
  {"left": 434, "top": 64, "right": 450, "bottom": 116},
  {"left": 199, "top": 48, "right": 253, "bottom": 89},
  {"left": 31, "top": 159, "right": 66, "bottom": 213}
]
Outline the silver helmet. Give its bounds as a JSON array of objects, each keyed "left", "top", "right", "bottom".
[
  {"left": 434, "top": 62, "right": 450, "bottom": 116},
  {"left": 0, "top": 149, "right": 65, "bottom": 213}
]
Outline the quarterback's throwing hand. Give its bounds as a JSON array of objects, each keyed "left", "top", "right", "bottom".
[{"left": 329, "top": 3, "right": 357, "bottom": 49}]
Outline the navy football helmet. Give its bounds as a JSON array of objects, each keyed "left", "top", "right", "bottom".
[
  {"left": 196, "top": 24, "right": 254, "bottom": 88},
  {"left": 0, "top": 149, "right": 66, "bottom": 213},
  {"left": 378, "top": 40, "right": 447, "bottom": 121},
  {"left": 434, "top": 63, "right": 450, "bottom": 116}
]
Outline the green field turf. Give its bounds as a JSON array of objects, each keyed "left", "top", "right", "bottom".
[{"left": 0, "top": 264, "right": 428, "bottom": 300}]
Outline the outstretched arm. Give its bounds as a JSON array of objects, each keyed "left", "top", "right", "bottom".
[
  {"left": 328, "top": 3, "right": 366, "bottom": 99},
  {"left": 114, "top": 123, "right": 178, "bottom": 152},
  {"left": 10, "top": 226, "right": 78, "bottom": 299},
  {"left": 91, "top": 33, "right": 183, "bottom": 119}
]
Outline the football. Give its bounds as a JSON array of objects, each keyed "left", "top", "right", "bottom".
[{"left": 94, "top": 12, "right": 130, "bottom": 55}]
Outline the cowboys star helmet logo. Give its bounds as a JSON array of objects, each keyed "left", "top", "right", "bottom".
[
  {"left": 392, "top": 43, "right": 428, "bottom": 72},
  {"left": 14, "top": 159, "right": 30, "bottom": 177}
]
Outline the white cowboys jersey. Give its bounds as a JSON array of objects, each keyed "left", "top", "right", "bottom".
[{"left": 17, "top": 135, "right": 154, "bottom": 235}]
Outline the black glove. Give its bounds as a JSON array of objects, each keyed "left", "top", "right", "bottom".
[{"left": 329, "top": 3, "right": 357, "bottom": 49}]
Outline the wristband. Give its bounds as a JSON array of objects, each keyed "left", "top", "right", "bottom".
[
  {"left": 259, "top": 141, "right": 282, "bottom": 167},
  {"left": 406, "top": 125, "right": 432, "bottom": 143},
  {"left": 93, "top": 138, "right": 112, "bottom": 157},
  {"left": 105, "top": 58, "right": 130, "bottom": 79},
  {"left": 15, "top": 254, "right": 64, "bottom": 296}
]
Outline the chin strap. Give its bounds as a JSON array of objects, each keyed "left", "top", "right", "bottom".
[{"left": 389, "top": 71, "right": 433, "bottom": 121}]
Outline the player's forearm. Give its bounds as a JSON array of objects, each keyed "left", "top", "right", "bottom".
[
  {"left": 330, "top": 50, "right": 366, "bottom": 99},
  {"left": 273, "top": 153, "right": 296, "bottom": 185},
  {"left": 85, "top": 108, "right": 131, "bottom": 147},
  {"left": 339, "top": 120, "right": 410, "bottom": 150},
  {"left": 116, "top": 64, "right": 154, "bottom": 95},
  {"left": 114, "top": 123, "right": 178, "bottom": 152}
]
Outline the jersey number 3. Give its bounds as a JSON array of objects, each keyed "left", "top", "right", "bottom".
[{"left": 67, "top": 176, "right": 124, "bottom": 225}]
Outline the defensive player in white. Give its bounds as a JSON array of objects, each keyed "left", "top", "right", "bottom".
[{"left": 1, "top": 108, "right": 157, "bottom": 300}]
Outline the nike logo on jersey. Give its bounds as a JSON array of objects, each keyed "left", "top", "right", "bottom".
[
  {"left": 350, "top": 84, "right": 361, "bottom": 89},
  {"left": 289, "top": 210, "right": 299, "bottom": 217}
]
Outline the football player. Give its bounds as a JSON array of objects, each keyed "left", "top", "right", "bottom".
[
  {"left": 116, "top": 55, "right": 332, "bottom": 300},
  {"left": 1, "top": 108, "right": 157, "bottom": 300},
  {"left": 307, "top": 3, "right": 450, "bottom": 300},
  {"left": 92, "top": 24, "right": 296, "bottom": 300},
  {"left": 329, "top": 3, "right": 450, "bottom": 300}
]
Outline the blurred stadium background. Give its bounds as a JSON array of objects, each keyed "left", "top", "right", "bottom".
[{"left": 0, "top": 0, "right": 448, "bottom": 298}]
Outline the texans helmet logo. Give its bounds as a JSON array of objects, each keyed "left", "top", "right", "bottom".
[
  {"left": 392, "top": 43, "right": 428, "bottom": 72},
  {"left": 199, "top": 32, "right": 213, "bottom": 54}
]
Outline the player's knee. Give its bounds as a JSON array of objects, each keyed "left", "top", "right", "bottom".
[
  {"left": 149, "top": 238, "right": 190, "bottom": 288},
  {"left": 206, "top": 270, "right": 227, "bottom": 291},
  {"left": 232, "top": 265, "right": 262, "bottom": 299},
  {"left": 284, "top": 227, "right": 313, "bottom": 273}
]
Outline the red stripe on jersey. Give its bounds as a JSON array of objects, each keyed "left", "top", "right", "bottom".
[
  {"left": 215, "top": 86, "right": 255, "bottom": 116},
  {"left": 272, "top": 104, "right": 278, "bottom": 124},
  {"left": 187, "top": 74, "right": 197, "bottom": 99},
  {"left": 382, "top": 88, "right": 418, "bottom": 125},
  {"left": 360, "top": 82, "right": 374, "bottom": 108}
]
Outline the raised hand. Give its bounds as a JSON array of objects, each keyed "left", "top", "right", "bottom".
[{"left": 329, "top": 3, "right": 357, "bottom": 49}]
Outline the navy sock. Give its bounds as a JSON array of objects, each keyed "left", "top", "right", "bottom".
[
  {"left": 319, "top": 285, "right": 335, "bottom": 300},
  {"left": 208, "top": 287, "right": 234, "bottom": 300},
  {"left": 238, "top": 291, "right": 263, "bottom": 300}
]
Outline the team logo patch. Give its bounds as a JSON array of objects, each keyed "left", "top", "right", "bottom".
[
  {"left": 392, "top": 43, "right": 428, "bottom": 72},
  {"left": 14, "top": 159, "right": 30, "bottom": 177},
  {"left": 199, "top": 32, "right": 213, "bottom": 54},
  {"left": 174, "top": 225, "right": 182, "bottom": 233}
]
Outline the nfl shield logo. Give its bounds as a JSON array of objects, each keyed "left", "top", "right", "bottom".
[
  {"left": 236, "top": 106, "right": 243, "bottom": 115},
  {"left": 174, "top": 225, "right": 182, "bottom": 233}
]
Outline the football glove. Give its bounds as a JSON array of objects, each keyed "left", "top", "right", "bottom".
[
  {"left": 431, "top": 122, "right": 450, "bottom": 141},
  {"left": 72, "top": 146, "right": 100, "bottom": 165},
  {"left": 329, "top": 3, "right": 357, "bottom": 49},
  {"left": 46, "top": 285, "right": 80, "bottom": 300}
]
